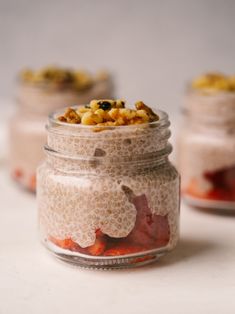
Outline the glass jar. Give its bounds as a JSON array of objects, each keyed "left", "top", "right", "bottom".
[
  {"left": 9, "top": 74, "right": 113, "bottom": 192},
  {"left": 178, "top": 88, "right": 235, "bottom": 210},
  {"left": 37, "top": 107, "right": 180, "bottom": 269}
]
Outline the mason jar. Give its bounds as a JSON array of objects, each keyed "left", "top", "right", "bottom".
[
  {"left": 178, "top": 87, "right": 235, "bottom": 210},
  {"left": 9, "top": 71, "right": 113, "bottom": 192},
  {"left": 37, "top": 107, "right": 180, "bottom": 269}
]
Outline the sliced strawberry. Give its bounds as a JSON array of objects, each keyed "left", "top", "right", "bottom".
[
  {"left": 95, "top": 228, "right": 104, "bottom": 237},
  {"left": 185, "top": 172, "right": 235, "bottom": 202},
  {"left": 205, "top": 166, "right": 235, "bottom": 201},
  {"left": 49, "top": 236, "right": 86, "bottom": 253},
  {"left": 104, "top": 244, "right": 143, "bottom": 256},
  {"left": 184, "top": 178, "right": 206, "bottom": 198},
  {"left": 126, "top": 194, "right": 170, "bottom": 248},
  {"left": 154, "top": 214, "right": 170, "bottom": 247},
  {"left": 131, "top": 255, "right": 155, "bottom": 264},
  {"left": 13, "top": 168, "right": 23, "bottom": 179},
  {"left": 63, "top": 238, "right": 77, "bottom": 250},
  {"left": 50, "top": 231, "right": 106, "bottom": 256},
  {"left": 207, "top": 188, "right": 232, "bottom": 201},
  {"left": 29, "top": 174, "right": 36, "bottom": 192},
  {"left": 50, "top": 237, "right": 75, "bottom": 250},
  {"left": 87, "top": 237, "right": 106, "bottom": 256}
]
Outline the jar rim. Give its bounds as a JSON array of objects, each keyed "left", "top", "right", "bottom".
[{"left": 48, "top": 106, "right": 169, "bottom": 131}]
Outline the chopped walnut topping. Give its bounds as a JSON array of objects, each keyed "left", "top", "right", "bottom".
[
  {"left": 58, "top": 107, "right": 81, "bottom": 124},
  {"left": 192, "top": 72, "right": 235, "bottom": 92},
  {"left": 20, "top": 66, "right": 100, "bottom": 92},
  {"left": 57, "top": 99, "right": 159, "bottom": 126},
  {"left": 135, "top": 101, "right": 159, "bottom": 121}
]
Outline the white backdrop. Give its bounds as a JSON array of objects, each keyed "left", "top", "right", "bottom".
[{"left": 1, "top": 0, "right": 235, "bottom": 114}]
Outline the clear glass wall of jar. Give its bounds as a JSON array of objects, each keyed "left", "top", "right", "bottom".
[
  {"left": 9, "top": 74, "right": 113, "bottom": 192},
  {"left": 37, "top": 108, "right": 180, "bottom": 269},
  {"left": 178, "top": 88, "right": 235, "bottom": 210}
]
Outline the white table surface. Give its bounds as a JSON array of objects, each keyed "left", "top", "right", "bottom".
[{"left": 0, "top": 111, "right": 235, "bottom": 314}]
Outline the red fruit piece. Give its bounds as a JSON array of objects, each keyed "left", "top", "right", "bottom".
[
  {"left": 50, "top": 237, "right": 76, "bottom": 250},
  {"left": 186, "top": 168, "right": 235, "bottom": 202},
  {"left": 50, "top": 230, "right": 107, "bottom": 256},
  {"left": 29, "top": 174, "right": 36, "bottom": 192},
  {"left": 154, "top": 214, "right": 171, "bottom": 247},
  {"left": 131, "top": 255, "right": 155, "bottom": 264},
  {"left": 126, "top": 194, "right": 170, "bottom": 248},
  {"left": 49, "top": 236, "right": 86, "bottom": 253},
  {"left": 104, "top": 244, "right": 144, "bottom": 256},
  {"left": 87, "top": 237, "right": 106, "bottom": 256},
  {"left": 13, "top": 168, "right": 23, "bottom": 179},
  {"left": 86, "top": 229, "right": 107, "bottom": 256},
  {"left": 184, "top": 178, "right": 206, "bottom": 198},
  {"left": 95, "top": 228, "right": 104, "bottom": 237},
  {"left": 207, "top": 188, "right": 232, "bottom": 201},
  {"left": 204, "top": 166, "right": 235, "bottom": 201}
]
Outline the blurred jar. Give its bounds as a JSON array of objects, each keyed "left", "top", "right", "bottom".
[
  {"left": 37, "top": 106, "right": 180, "bottom": 269},
  {"left": 8, "top": 67, "right": 114, "bottom": 192},
  {"left": 178, "top": 73, "right": 235, "bottom": 210}
]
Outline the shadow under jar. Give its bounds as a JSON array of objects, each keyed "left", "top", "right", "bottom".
[
  {"left": 178, "top": 88, "right": 235, "bottom": 210},
  {"left": 9, "top": 73, "right": 113, "bottom": 192},
  {"left": 37, "top": 109, "right": 180, "bottom": 269}
]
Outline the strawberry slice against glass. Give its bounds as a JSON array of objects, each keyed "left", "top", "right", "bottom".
[
  {"left": 121, "top": 186, "right": 170, "bottom": 249},
  {"left": 104, "top": 244, "right": 144, "bottom": 256}
]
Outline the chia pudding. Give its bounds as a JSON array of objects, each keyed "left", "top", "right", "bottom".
[
  {"left": 37, "top": 100, "right": 180, "bottom": 269},
  {"left": 178, "top": 73, "right": 235, "bottom": 209},
  {"left": 9, "top": 66, "right": 113, "bottom": 191}
]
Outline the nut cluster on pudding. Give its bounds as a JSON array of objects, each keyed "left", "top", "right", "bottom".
[
  {"left": 57, "top": 99, "right": 159, "bottom": 126},
  {"left": 18, "top": 66, "right": 113, "bottom": 115},
  {"left": 37, "top": 99, "right": 180, "bottom": 266},
  {"left": 192, "top": 72, "right": 235, "bottom": 92},
  {"left": 178, "top": 72, "right": 235, "bottom": 208},
  {"left": 20, "top": 66, "right": 106, "bottom": 92},
  {"left": 9, "top": 66, "right": 113, "bottom": 192}
]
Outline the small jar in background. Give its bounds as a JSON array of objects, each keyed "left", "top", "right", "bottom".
[
  {"left": 37, "top": 100, "right": 180, "bottom": 269},
  {"left": 8, "top": 66, "right": 114, "bottom": 192},
  {"left": 177, "top": 73, "right": 235, "bottom": 210}
]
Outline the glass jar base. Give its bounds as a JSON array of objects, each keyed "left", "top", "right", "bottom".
[
  {"left": 183, "top": 195, "right": 235, "bottom": 211},
  {"left": 44, "top": 239, "right": 169, "bottom": 270}
]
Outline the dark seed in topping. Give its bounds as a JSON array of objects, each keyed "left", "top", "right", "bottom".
[
  {"left": 43, "top": 70, "right": 54, "bottom": 80},
  {"left": 123, "top": 138, "right": 132, "bottom": 145},
  {"left": 98, "top": 101, "right": 111, "bottom": 110},
  {"left": 94, "top": 148, "right": 106, "bottom": 157},
  {"left": 62, "top": 71, "right": 74, "bottom": 84}
]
